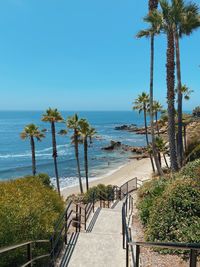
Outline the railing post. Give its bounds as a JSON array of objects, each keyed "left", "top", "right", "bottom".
[
  {"left": 135, "top": 245, "right": 140, "bottom": 267},
  {"left": 65, "top": 212, "right": 68, "bottom": 245},
  {"left": 127, "top": 182, "right": 128, "bottom": 195},
  {"left": 79, "top": 206, "right": 81, "bottom": 232},
  {"left": 75, "top": 204, "right": 78, "bottom": 232},
  {"left": 136, "top": 177, "right": 138, "bottom": 189},
  {"left": 125, "top": 197, "right": 128, "bottom": 216},
  {"left": 122, "top": 207, "right": 125, "bottom": 249},
  {"left": 85, "top": 207, "right": 87, "bottom": 231},
  {"left": 190, "top": 249, "right": 197, "bottom": 267},
  {"left": 50, "top": 237, "right": 55, "bottom": 267},
  {"left": 93, "top": 193, "right": 95, "bottom": 212},
  {"left": 126, "top": 242, "right": 129, "bottom": 267},
  {"left": 27, "top": 242, "right": 32, "bottom": 267}
]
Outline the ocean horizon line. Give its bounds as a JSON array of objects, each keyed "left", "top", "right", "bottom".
[{"left": 0, "top": 109, "right": 193, "bottom": 112}]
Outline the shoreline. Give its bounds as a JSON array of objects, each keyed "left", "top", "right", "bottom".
[{"left": 61, "top": 157, "right": 153, "bottom": 199}]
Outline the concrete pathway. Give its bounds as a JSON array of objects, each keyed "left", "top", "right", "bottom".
[{"left": 65, "top": 201, "right": 125, "bottom": 267}]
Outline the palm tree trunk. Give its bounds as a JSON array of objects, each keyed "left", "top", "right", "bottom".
[
  {"left": 163, "top": 153, "right": 169, "bottom": 169},
  {"left": 158, "top": 152, "right": 161, "bottom": 167},
  {"left": 84, "top": 137, "right": 89, "bottom": 191},
  {"left": 155, "top": 111, "right": 160, "bottom": 135},
  {"left": 167, "top": 30, "right": 179, "bottom": 172},
  {"left": 149, "top": 34, "right": 164, "bottom": 176},
  {"left": 30, "top": 136, "right": 36, "bottom": 176},
  {"left": 184, "top": 124, "right": 187, "bottom": 151},
  {"left": 144, "top": 106, "right": 155, "bottom": 173},
  {"left": 51, "top": 122, "right": 61, "bottom": 196},
  {"left": 175, "top": 31, "right": 183, "bottom": 167},
  {"left": 74, "top": 130, "right": 83, "bottom": 194}
]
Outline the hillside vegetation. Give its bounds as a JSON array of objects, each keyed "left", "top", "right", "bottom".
[
  {"left": 137, "top": 159, "right": 200, "bottom": 246},
  {"left": 0, "top": 175, "right": 64, "bottom": 266}
]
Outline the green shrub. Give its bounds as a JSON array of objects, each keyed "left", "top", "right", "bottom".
[
  {"left": 137, "top": 177, "right": 169, "bottom": 226},
  {"left": 37, "top": 173, "right": 52, "bottom": 187},
  {"left": 179, "top": 159, "right": 200, "bottom": 181},
  {"left": 0, "top": 176, "right": 64, "bottom": 266},
  {"left": 83, "top": 184, "right": 114, "bottom": 203},
  {"left": 145, "top": 179, "right": 200, "bottom": 244},
  {"left": 24, "top": 173, "right": 52, "bottom": 188}
]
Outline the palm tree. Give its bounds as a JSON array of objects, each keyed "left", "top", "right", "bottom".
[
  {"left": 41, "top": 108, "right": 63, "bottom": 195},
  {"left": 172, "top": 0, "right": 200, "bottom": 167},
  {"left": 137, "top": 0, "right": 164, "bottom": 176},
  {"left": 67, "top": 114, "right": 83, "bottom": 194},
  {"left": 155, "top": 136, "right": 169, "bottom": 169},
  {"left": 133, "top": 92, "right": 155, "bottom": 172},
  {"left": 20, "top": 124, "right": 45, "bottom": 176},
  {"left": 175, "top": 84, "right": 193, "bottom": 101},
  {"left": 153, "top": 101, "right": 163, "bottom": 135},
  {"left": 138, "top": 1, "right": 179, "bottom": 172},
  {"left": 79, "top": 119, "right": 96, "bottom": 191}
]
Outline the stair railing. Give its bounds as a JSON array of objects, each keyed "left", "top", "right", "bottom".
[
  {"left": 130, "top": 241, "right": 200, "bottom": 267},
  {"left": 0, "top": 240, "right": 50, "bottom": 267}
]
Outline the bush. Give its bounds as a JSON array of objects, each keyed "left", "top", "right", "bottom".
[
  {"left": 83, "top": 184, "right": 114, "bottom": 203},
  {"left": 145, "top": 179, "right": 200, "bottom": 244},
  {"left": 24, "top": 173, "right": 52, "bottom": 188},
  {"left": 193, "top": 106, "right": 200, "bottom": 117},
  {"left": 137, "top": 177, "right": 169, "bottom": 226},
  {"left": 0, "top": 176, "right": 64, "bottom": 266},
  {"left": 179, "top": 159, "right": 200, "bottom": 181},
  {"left": 185, "top": 138, "right": 200, "bottom": 162}
]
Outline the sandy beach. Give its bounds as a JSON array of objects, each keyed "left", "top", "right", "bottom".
[{"left": 61, "top": 158, "right": 153, "bottom": 199}]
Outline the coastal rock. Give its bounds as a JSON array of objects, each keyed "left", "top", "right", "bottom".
[
  {"left": 121, "top": 145, "right": 147, "bottom": 154},
  {"left": 114, "top": 124, "right": 138, "bottom": 131},
  {"left": 102, "top": 141, "right": 122, "bottom": 151},
  {"left": 102, "top": 141, "right": 147, "bottom": 155},
  {"left": 114, "top": 124, "right": 167, "bottom": 135}
]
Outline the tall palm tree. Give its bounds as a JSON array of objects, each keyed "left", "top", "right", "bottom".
[
  {"left": 133, "top": 92, "right": 155, "bottom": 172},
  {"left": 20, "top": 124, "right": 45, "bottom": 176},
  {"left": 41, "top": 108, "right": 63, "bottom": 195},
  {"left": 79, "top": 119, "right": 96, "bottom": 191},
  {"left": 153, "top": 101, "right": 163, "bottom": 135},
  {"left": 67, "top": 114, "right": 83, "bottom": 194},
  {"left": 137, "top": 0, "right": 164, "bottom": 176},
  {"left": 172, "top": 0, "right": 200, "bottom": 167},
  {"left": 138, "top": 0, "right": 179, "bottom": 172}
]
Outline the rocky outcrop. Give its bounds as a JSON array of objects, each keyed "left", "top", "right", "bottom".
[
  {"left": 115, "top": 124, "right": 167, "bottom": 135},
  {"left": 102, "top": 141, "right": 122, "bottom": 151},
  {"left": 114, "top": 124, "right": 138, "bottom": 131},
  {"left": 102, "top": 141, "right": 148, "bottom": 156}
]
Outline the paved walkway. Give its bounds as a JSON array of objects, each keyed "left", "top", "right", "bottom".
[{"left": 64, "top": 201, "right": 126, "bottom": 267}]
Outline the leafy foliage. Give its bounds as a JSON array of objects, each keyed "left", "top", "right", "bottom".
[
  {"left": 146, "top": 179, "right": 200, "bottom": 244},
  {"left": 0, "top": 176, "right": 64, "bottom": 266},
  {"left": 193, "top": 106, "right": 200, "bottom": 117},
  {"left": 83, "top": 184, "right": 114, "bottom": 203},
  {"left": 67, "top": 184, "right": 115, "bottom": 204},
  {"left": 179, "top": 159, "right": 200, "bottom": 181},
  {"left": 137, "top": 160, "right": 200, "bottom": 248},
  {"left": 137, "top": 177, "right": 169, "bottom": 225}
]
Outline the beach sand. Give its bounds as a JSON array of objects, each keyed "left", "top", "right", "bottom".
[{"left": 61, "top": 158, "right": 153, "bottom": 199}]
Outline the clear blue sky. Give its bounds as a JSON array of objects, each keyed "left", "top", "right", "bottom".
[{"left": 0, "top": 0, "right": 199, "bottom": 111}]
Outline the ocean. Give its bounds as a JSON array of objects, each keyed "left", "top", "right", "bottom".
[{"left": 0, "top": 111, "right": 147, "bottom": 188}]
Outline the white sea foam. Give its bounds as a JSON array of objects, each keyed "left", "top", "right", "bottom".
[{"left": 0, "top": 144, "right": 72, "bottom": 159}]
